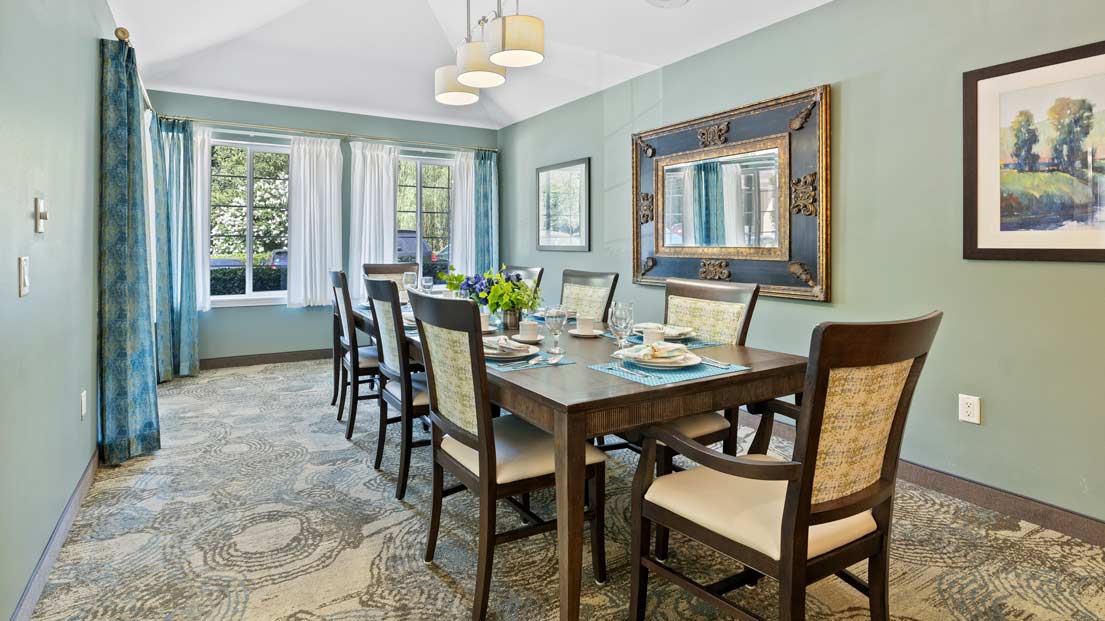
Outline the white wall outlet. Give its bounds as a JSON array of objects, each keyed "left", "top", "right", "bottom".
[
  {"left": 81, "top": 390, "right": 87, "bottom": 420},
  {"left": 958, "top": 394, "right": 981, "bottom": 424},
  {"left": 18, "top": 256, "right": 30, "bottom": 297}
]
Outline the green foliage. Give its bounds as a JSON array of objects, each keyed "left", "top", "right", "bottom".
[
  {"left": 438, "top": 265, "right": 466, "bottom": 291},
  {"left": 210, "top": 267, "right": 287, "bottom": 296},
  {"left": 1000, "top": 170, "right": 1094, "bottom": 228},
  {"left": 210, "top": 145, "right": 289, "bottom": 261},
  {"left": 1010, "top": 110, "right": 1040, "bottom": 172},
  {"left": 485, "top": 266, "right": 541, "bottom": 313},
  {"left": 1048, "top": 97, "right": 1094, "bottom": 174}
]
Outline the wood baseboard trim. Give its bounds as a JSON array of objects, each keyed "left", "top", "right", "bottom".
[
  {"left": 738, "top": 411, "right": 1104, "bottom": 546},
  {"left": 200, "top": 348, "right": 331, "bottom": 370},
  {"left": 11, "top": 450, "right": 98, "bottom": 621}
]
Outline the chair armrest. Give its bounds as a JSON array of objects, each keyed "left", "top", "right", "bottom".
[
  {"left": 747, "top": 396, "right": 802, "bottom": 421},
  {"left": 642, "top": 425, "right": 801, "bottom": 481}
]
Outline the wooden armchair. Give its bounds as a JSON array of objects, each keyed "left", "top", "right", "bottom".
[
  {"left": 329, "top": 271, "right": 383, "bottom": 440},
  {"left": 628, "top": 312, "right": 943, "bottom": 620},
  {"left": 560, "top": 268, "right": 618, "bottom": 322},
  {"left": 503, "top": 265, "right": 544, "bottom": 291}
]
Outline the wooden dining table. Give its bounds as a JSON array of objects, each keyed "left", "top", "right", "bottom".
[{"left": 352, "top": 305, "right": 807, "bottom": 620}]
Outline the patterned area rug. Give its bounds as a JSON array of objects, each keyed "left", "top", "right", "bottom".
[{"left": 33, "top": 361, "right": 1105, "bottom": 620}]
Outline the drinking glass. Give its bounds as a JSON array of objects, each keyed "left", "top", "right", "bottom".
[
  {"left": 545, "top": 305, "right": 568, "bottom": 355},
  {"left": 421, "top": 276, "right": 434, "bottom": 293},
  {"left": 402, "top": 271, "right": 417, "bottom": 291},
  {"left": 609, "top": 301, "right": 634, "bottom": 349}
]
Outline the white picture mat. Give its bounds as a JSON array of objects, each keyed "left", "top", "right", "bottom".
[
  {"left": 538, "top": 162, "right": 588, "bottom": 247},
  {"left": 976, "top": 52, "right": 1105, "bottom": 249}
]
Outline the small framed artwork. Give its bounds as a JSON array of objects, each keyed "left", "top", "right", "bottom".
[
  {"left": 965, "top": 39, "right": 1105, "bottom": 261},
  {"left": 537, "top": 157, "right": 590, "bottom": 252}
]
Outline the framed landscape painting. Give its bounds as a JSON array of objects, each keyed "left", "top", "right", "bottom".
[
  {"left": 537, "top": 157, "right": 590, "bottom": 252},
  {"left": 965, "top": 40, "right": 1105, "bottom": 261}
]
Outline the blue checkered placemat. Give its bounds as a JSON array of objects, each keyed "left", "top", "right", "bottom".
[
  {"left": 601, "top": 333, "right": 724, "bottom": 350},
  {"left": 588, "top": 360, "right": 749, "bottom": 386},
  {"left": 487, "top": 355, "right": 576, "bottom": 373}
]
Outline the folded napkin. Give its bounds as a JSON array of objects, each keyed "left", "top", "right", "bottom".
[
  {"left": 402, "top": 312, "right": 416, "bottom": 325},
  {"left": 633, "top": 322, "right": 694, "bottom": 338},
  {"left": 613, "top": 342, "right": 690, "bottom": 361},
  {"left": 483, "top": 336, "right": 531, "bottom": 352}
]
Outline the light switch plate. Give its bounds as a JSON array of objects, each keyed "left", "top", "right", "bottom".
[
  {"left": 18, "top": 256, "right": 29, "bottom": 297},
  {"left": 34, "top": 198, "right": 48, "bottom": 234}
]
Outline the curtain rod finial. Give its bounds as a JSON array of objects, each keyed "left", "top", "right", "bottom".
[{"left": 114, "top": 27, "right": 130, "bottom": 42}]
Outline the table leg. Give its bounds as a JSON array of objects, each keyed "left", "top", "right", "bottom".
[{"left": 554, "top": 413, "right": 586, "bottom": 621}]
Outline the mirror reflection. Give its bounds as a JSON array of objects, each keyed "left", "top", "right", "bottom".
[{"left": 661, "top": 148, "right": 780, "bottom": 248}]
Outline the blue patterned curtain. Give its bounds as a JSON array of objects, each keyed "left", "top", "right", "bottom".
[
  {"left": 474, "top": 149, "right": 499, "bottom": 273},
  {"left": 99, "top": 40, "right": 160, "bottom": 465},
  {"left": 693, "top": 161, "right": 725, "bottom": 245},
  {"left": 152, "top": 118, "right": 200, "bottom": 378}
]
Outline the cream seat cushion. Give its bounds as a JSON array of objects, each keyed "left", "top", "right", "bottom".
[
  {"left": 664, "top": 412, "right": 730, "bottom": 441},
  {"left": 442, "top": 415, "right": 606, "bottom": 484},
  {"left": 344, "top": 346, "right": 379, "bottom": 369},
  {"left": 644, "top": 454, "right": 877, "bottom": 560},
  {"left": 383, "top": 372, "right": 429, "bottom": 406}
]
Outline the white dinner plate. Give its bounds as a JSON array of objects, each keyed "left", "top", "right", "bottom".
[
  {"left": 484, "top": 342, "right": 540, "bottom": 360},
  {"left": 568, "top": 328, "right": 603, "bottom": 338},
  {"left": 628, "top": 352, "right": 702, "bottom": 369}
]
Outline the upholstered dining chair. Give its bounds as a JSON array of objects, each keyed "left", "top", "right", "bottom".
[
  {"left": 560, "top": 268, "right": 618, "bottom": 322},
  {"left": 329, "top": 263, "right": 417, "bottom": 406},
  {"left": 627, "top": 312, "right": 943, "bottom": 621},
  {"left": 411, "top": 291, "right": 608, "bottom": 621},
  {"left": 329, "top": 271, "right": 383, "bottom": 441},
  {"left": 504, "top": 265, "right": 544, "bottom": 291},
  {"left": 365, "top": 277, "right": 429, "bottom": 500}
]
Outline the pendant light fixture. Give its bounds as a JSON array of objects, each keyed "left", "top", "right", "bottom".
[
  {"left": 434, "top": 65, "right": 479, "bottom": 106},
  {"left": 488, "top": 0, "right": 544, "bottom": 68},
  {"left": 456, "top": 0, "right": 506, "bottom": 89}
]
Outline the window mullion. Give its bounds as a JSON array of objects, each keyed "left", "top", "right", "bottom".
[
  {"left": 245, "top": 145, "right": 255, "bottom": 295},
  {"left": 415, "top": 160, "right": 424, "bottom": 277}
]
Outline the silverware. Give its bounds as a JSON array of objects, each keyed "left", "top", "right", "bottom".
[
  {"left": 700, "top": 356, "right": 730, "bottom": 368},
  {"left": 620, "top": 362, "right": 657, "bottom": 379}
]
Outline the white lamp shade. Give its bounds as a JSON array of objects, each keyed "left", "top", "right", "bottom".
[
  {"left": 488, "top": 15, "right": 544, "bottom": 68},
  {"left": 456, "top": 41, "right": 506, "bottom": 88},
  {"left": 434, "top": 65, "right": 479, "bottom": 106}
]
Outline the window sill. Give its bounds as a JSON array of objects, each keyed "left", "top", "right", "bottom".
[{"left": 210, "top": 294, "right": 288, "bottom": 309}]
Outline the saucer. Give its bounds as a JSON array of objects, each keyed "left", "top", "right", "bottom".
[
  {"left": 510, "top": 334, "right": 544, "bottom": 344},
  {"left": 568, "top": 328, "right": 603, "bottom": 338}
]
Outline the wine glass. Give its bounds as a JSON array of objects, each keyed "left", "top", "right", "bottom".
[
  {"left": 545, "top": 305, "right": 568, "bottom": 355},
  {"left": 609, "top": 301, "right": 634, "bottom": 349}
]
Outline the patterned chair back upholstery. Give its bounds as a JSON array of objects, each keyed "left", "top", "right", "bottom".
[
  {"left": 363, "top": 263, "right": 418, "bottom": 304},
  {"left": 663, "top": 279, "right": 759, "bottom": 345},
  {"left": 409, "top": 292, "right": 491, "bottom": 448},
  {"left": 794, "top": 313, "right": 943, "bottom": 509},
  {"left": 364, "top": 278, "right": 407, "bottom": 380},
  {"left": 560, "top": 269, "right": 619, "bottom": 321},
  {"left": 329, "top": 271, "right": 358, "bottom": 350}
]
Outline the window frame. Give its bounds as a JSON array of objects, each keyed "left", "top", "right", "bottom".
[
  {"left": 396, "top": 155, "right": 455, "bottom": 280},
  {"left": 209, "top": 139, "right": 291, "bottom": 308}
]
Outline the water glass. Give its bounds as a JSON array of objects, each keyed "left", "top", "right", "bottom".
[
  {"left": 421, "top": 276, "right": 434, "bottom": 292},
  {"left": 545, "top": 305, "right": 568, "bottom": 355},
  {"left": 402, "top": 271, "right": 417, "bottom": 291},
  {"left": 609, "top": 301, "right": 634, "bottom": 349}
]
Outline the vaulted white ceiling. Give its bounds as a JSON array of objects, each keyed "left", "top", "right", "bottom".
[{"left": 107, "top": 0, "right": 830, "bottom": 129}]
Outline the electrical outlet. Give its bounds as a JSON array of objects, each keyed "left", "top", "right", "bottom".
[
  {"left": 958, "top": 394, "right": 981, "bottom": 424},
  {"left": 80, "top": 390, "right": 87, "bottom": 420}
]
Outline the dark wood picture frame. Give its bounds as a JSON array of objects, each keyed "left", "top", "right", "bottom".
[
  {"left": 964, "top": 39, "right": 1105, "bottom": 262},
  {"left": 536, "top": 157, "right": 591, "bottom": 252}
]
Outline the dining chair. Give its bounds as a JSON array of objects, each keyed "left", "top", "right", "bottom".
[
  {"left": 560, "top": 268, "right": 619, "bottom": 322},
  {"left": 411, "top": 291, "right": 609, "bottom": 620},
  {"left": 365, "top": 277, "right": 430, "bottom": 500},
  {"left": 627, "top": 312, "right": 943, "bottom": 621},
  {"left": 504, "top": 265, "right": 544, "bottom": 291},
  {"left": 329, "top": 271, "right": 383, "bottom": 441}
]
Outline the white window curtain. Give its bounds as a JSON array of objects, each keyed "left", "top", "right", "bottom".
[
  {"left": 348, "top": 142, "right": 398, "bottom": 302},
  {"left": 193, "top": 126, "right": 213, "bottom": 311},
  {"left": 450, "top": 151, "right": 477, "bottom": 276},
  {"left": 288, "top": 136, "right": 343, "bottom": 307},
  {"left": 721, "top": 163, "right": 743, "bottom": 247}
]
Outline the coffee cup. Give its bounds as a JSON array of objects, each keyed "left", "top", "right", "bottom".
[
  {"left": 643, "top": 327, "right": 665, "bottom": 345},
  {"left": 576, "top": 316, "right": 594, "bottom": 334},
  {"left": 479, "top": 313, "right": 491, "bottom": 332},
  {"left": 519, "top": 320, "right": 538, "bottom": 340}
]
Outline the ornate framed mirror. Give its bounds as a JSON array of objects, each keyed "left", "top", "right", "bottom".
[{"left": 632, "top": 85, "right": 831, "bottom": 301}]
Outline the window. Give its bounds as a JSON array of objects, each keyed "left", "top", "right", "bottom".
[
  {"left": 397, "top": 158, "right": 453, "bottom": 281},
  {"left": 209, "top": 142, "right": 290, "bottom": 302}
]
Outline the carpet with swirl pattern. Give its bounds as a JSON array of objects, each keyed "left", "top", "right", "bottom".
[{"left": 31, "top": 360, "right": 1105, "bottom": 620}]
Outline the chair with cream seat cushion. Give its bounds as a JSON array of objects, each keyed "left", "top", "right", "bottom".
[
  {"left": 411, "top": 291, "right": 608, "bottom": 621},
  {"left": 629, "top": 312, "right": 943, "bottom": 621},
  {"left": 560, "top": 269, "right": 618, "bottom": 322},
  {"left": 329, "top": 271, "right": 383, "bottom": 442},
  {"left": 366, "top": 278, "right": 430, "bottom": 500}
]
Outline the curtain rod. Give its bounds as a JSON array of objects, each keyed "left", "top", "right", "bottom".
[
  {"left": 114, "top": 27, "right": 155, "bottom": 112},
  {"left": 156, "top": 114, "right": 499, "bottom": 153}
]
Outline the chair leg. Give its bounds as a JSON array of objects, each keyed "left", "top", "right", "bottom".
[
  {"left": 396, "top": 403, "right": 414, "bottom": 500},
  {"left": 628, "top": 499, "right": 652, "bottom": 620},
  {"left": 722, "top": 407, "right": 738, "bottom": 455},
  {"left": 424, "top": 456, "right": 443, "bottom": 563},
  {"left": 345, "top": 373, "right": 359, "bottom": 440},
  {"left": 336, "top": 366, "right": 348, "bottom": 422},
  {"left": 472, "top": 493, "right": 497, "bottom": 620},
  {"left": 778, "top": 576, "right": 807, "bottom": 621},
  {"left": 330, "top": 340, "right": 341, "bottom": 406},
  {"left": 374, "top": 386, "right": 388, "bottom": 469},
  {"left": 654, "top": 446, "right": 673, "bottom": 561},
  {"left": 869, "top": 540, "right": 890, "bottom": 621},
  {"left": 589, "top": 464, "right": 607, "bottom": 585},
  {"left": 520, "top": 492, "right": 531, "bottom": 523}
]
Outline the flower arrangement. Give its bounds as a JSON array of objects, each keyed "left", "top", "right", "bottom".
[{"left": 439, "top": 265, "right": 541, "bottom": 313}]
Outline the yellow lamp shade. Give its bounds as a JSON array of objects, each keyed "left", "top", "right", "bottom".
[
  {"left": 434, "top": 65, "right": 479, "bottom": 106},
  {"left": 457, "top": 41, "right": 506, "bottom": 88},
  {"left": 488, "top": 14, "right": 544, "bottom": 68}
]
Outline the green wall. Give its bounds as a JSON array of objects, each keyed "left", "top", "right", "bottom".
[
  {"left": 498, "top": 0, "right": 1105, "bottom": 520},
  {"left": 148, "top": 91, "right": 499, "bottom": 359},
  {"left": 0, "top": 0, "right": 115, "bottom": 617}
]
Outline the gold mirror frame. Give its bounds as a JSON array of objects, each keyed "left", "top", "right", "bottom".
[{"left": 653, "top": 134, "right": 790, "bottom": 261}]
